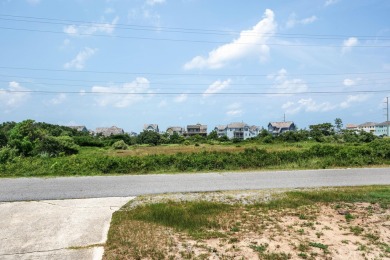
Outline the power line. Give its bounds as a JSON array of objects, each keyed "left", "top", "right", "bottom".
[
  {"left": 1, "top": 79, "right": 389, "bottom": 90},
  {"left": 0, "top": 66, "right": 388, "bottom": 77},
  {"left": 1, "top": 14, "right": 389, "bottom": 40},
  {"left": 1, "top": 26, "right": 389, "bottom": 48},
  {"left": 1, "top": 89, "right": 390, "bottom": 96}
]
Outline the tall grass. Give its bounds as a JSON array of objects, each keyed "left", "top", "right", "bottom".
[{"left": 1, "top": 142, "right": 390, "bottom": 177}]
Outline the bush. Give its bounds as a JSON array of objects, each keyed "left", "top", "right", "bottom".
[
  {"left": 0, "top": 146, "right": 17, "bottom": 163},
  {"left": 34, "top": 136, "right": 79, "bottom": 156},
  {"left": 112, "top": 140, "right": 128, "bottom": 150}
]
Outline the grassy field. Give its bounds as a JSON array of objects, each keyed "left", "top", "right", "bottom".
[
  {"left": 103, "top": 186, "right": 390, "bottom": 259},
  {"left": 1, "top": 140, "right": 390, "bottom": 177}
]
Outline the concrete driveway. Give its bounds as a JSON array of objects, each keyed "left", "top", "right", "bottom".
[{"left": 0, "top": 197, "right": 133, "bottom": 260}]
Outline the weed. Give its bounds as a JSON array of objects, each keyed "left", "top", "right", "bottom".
[
  {"left": 309, "top": 242, "right": 328, "bottom": 251},
  {"left": 250, "top": 243, "right": 268, "bottom": 253},
  {"left": 350, "top": 226, "right": 364, "bottom": 235},
  {"left": 345, "top": 212, "right": 355, "bottom": 222}
]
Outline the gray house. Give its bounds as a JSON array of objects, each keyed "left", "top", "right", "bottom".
[
  {"left": 95, "top": 126, "right": 124, "bottom": 137},
  {"left": 268, "top": 121, "right": 296, "bottom": 135},
  {"left": 68, "top": 126, "right": 88, "bottom": 133},
  {"left": 143, "top": 124, "right": 159, "bottom": 133},
  {"left": 185, "top": 123, "right": 207, "bottom": 137},
  {"left": 166, "top": 126, "right": 185, "bottom": 136}
]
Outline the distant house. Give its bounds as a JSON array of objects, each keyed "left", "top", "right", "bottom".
[
  {"left": 357, "top": 122, "right": 376, "bottom": 134},
  {"left": 185, "top": 123, "right": 207, "bottom": 137},
  {"left": 214, "top": 123, "right": 260, "bottom": 140},
  {"left": 374, "top": 121, "right": 390, "bottom": 136},
  {"left": 268, "top": 121, "right": 296, "bottom": 135},
  {"left": 214, "top": 125, "right": 227, "bottom": 138},
  {"left": 143, "top": 124, "right": 159, "bottom": 133},
  {"left": 166, "top": 126, "right": 185, "bottom": 136},
  {"left": 95, "top": 126, "right": 124, "bottom": 137},
  {"left": 68, "top": 126, "right": 88, "bottom": 133},
  {"left": 345, "top": 124, "right": 358, "bottom": 131}
]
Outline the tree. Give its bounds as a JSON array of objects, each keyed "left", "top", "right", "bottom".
[
  {"left": 309, "top": 123, "right": 334, "bottom": 141},
  {"left": 334, "top": 118, "right": 343, "bottom": 132},
  {"left": 137, "top": 130, "right": 161, "bottom": 146},
  {"left": 207, "top": 130, "right": 218, "bottom": 140}
]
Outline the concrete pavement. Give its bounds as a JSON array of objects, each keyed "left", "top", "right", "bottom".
[{"left": 0, "top": 197, "right": 133, "bottom": 260}]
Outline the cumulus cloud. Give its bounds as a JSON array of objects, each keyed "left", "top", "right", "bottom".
[
  {"left": 339, "top": 94, "right": 369, "bottom": 108},
  {"left": 50, "top": 93, "right": 67, "bottom": 105},
  {"left": 64, "top": 16, "right": 119, "bottom": 36},
  {"left": 203, "top": 79, "right": 231, "bottom": 97},
  {"left": 91, "top": 77, "right": 153, "bottom": 108},
  {"left": 282, "top": 98, "right": 335, "bottom": 115},
  {"left": 0, "top": 81, "right": 30, "bottom": 108},
  {"left": 146, "top": 0, "right": 165, "bottom": 6},
  {"left": 342, "top": 37, "right": 359, "bottom": 53},
  {"left": 343, "top": 78, "right": 361, "bottom": 87},
  {"left": 226, "top": 102, "right": 243, "bottom": 116},
  {"left": 64, "top": 47, "right": 97, "bottom": 70},
  {"left": 282, "top": 94, "right": 368, "bottom": 115},
  {"left": 269, "top": 69, "right": 308, "bottom": 94},
  {"left": 184, "top": 9, "right": 276, "bottom": 70},
  {"left": 286, "top": 14, "right": 317, "bottom": 28},
  {"left": 174, "top": 93, "right": 188, "bottom": 103},
  {"left": 325, "top": 0, "right": 339, "bottom": 6}
]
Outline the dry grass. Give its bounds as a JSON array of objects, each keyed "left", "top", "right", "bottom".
[
  {"left": 104, "top": 187, "right": 390, "bottom": 259},
  {"left": 108, "top": 143, "right": 312, "bottom": 157}
]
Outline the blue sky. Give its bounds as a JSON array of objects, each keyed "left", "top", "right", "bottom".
[{"left": 0, "top": 0, "right": 389, "bottom": 133}]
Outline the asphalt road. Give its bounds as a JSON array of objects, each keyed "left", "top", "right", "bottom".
[{"left": 1, "top": 167, "right": 390, "bottom": 202}]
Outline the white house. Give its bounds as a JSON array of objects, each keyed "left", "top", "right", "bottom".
[
  {"left": 215, "top": 122, "right": 259, "bottom": 140},
  {"left": 374, "top": 121, "right": 390, "bottom": 136},
  {"left": 357, "top": 122, "right": 376, "bottom": 134}
]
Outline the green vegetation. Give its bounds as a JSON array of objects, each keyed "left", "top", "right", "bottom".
[{"left": 1, "top": 119, "right": 389, "bottom": 177}]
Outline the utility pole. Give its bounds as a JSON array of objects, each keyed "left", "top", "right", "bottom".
[
  {"left": 384, "top": 97, "right": 389, "bottom": 137},
  {"left": 387, "top": 97, "right": 389, "bottom": 137}
]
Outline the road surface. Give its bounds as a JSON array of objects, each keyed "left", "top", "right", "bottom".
[{"left": 1, "top": 167, "right": 390, "bottom": 202}]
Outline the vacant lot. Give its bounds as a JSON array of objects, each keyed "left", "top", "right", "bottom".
[{"left": 104, "top": 186, "right": 390, "bottom": 259}]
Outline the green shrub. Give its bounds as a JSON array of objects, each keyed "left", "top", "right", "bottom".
[{"left": 112, "top": 140, "right": 128, "bottom": 150}]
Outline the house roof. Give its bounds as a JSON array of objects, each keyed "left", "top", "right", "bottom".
[
  {"left": 346, "top": 124, "right": 358, "bottom": 129},
  {"left": 187, "top": 123, "right": 207, "bottom": 131},
  {"left": 227, "top": 122, "right": 248, "bottom": 128},
  {"left": 358, "top": 122, "right": 377, "bottom": 127},
  {"left": 166, "top": 126, "right": 184, "bottom": 132},
  {"left": 95, "top": 126, "right": 124, "bottom": 136},
  {"left": 250, "top": 125, "right": 260, "bottom": 131},
  {"left": 268, "top": 121, "right": 294, "bottom": 129},
  {"left": 144, "top": 124, "right": 159, "bottom": 130},
  {"left": 214, "top": 125, "right": 227, "bottom": 131},
  {"left": 376, "top": 121, "right": 390, "bottom": 126},
  {"left": 68, "top": 126, "right": 87, "bottom": 131}
]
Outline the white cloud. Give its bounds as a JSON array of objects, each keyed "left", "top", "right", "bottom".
[
  {"left": 64, "top": 16, "right": 119, "bottom": 36},
  {"left": 174, "top": 93, "right": 188, "bottom": 103},
  {"left": 286, "top": 14, "right": 317, "bottom": 28},
  {"left": 184, "top": 9, "right": 276, "bottom": 70},
  {"left": 342, "top": 37, "right": 359, "bottom": 53},
  {"left": 269, "top": 69, "right": 308, "bottom": 94},
  {"left": 146, "top": 0, "right": 165, "bottom": 6},
  {"left": 203, "top": 79, "right": 231, "bottom": 98},
  {"left": 325, "top": 0, "right": 339, "bottom": 6},
  {"left": 226, "top": 102, "right": 243, "bottom": 116},
  {"left": 64, "top": 47, "right": 97, "bottom": 70},
  {"left": 343, "top": 78, "right": 361, "bottom": 87},
  {"left": 50, "top": 93, "right": 67, "bottom": 105},
  {"left": 0, "top": 81, "right": 30, "bottom": 108},
  {"left": 339, "top": 94, "right": 369, "bottom": 108},
  {"left": 92, "top": 77, "right": 153, "bottom": 108},
  {"left": 283, "top": 98, "right": 335, "bottom": 115}
]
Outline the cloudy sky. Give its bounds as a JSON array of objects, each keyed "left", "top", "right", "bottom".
[{"left": 0, "top": 0, "right": 389, "bottom": 132}]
